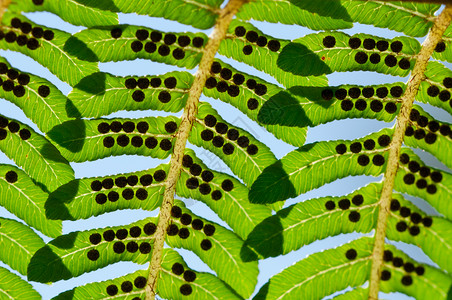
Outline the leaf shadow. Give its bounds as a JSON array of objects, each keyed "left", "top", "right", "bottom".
[
  {"left": 257, "top": 91, "right": 312, "bottom": 127},
  {"left": 249, "top": 159, "right": 298, "bottom": 205},
  {"left": 277, "top": 43, "right": 331, "bottom": 77},
  {"left": 52, "top": 290, "right": 75, "bottom": 300},
  {"left": 241, "top": 205, "right": 296, "bottom": 262},
  {"left": 45, "top": 179, "right": 79, "bottom": 221},
  {"left": 63, "top": 36, "right": 99, "bottom": 63},
  {"left": 73, "top": 72, "right": 107, "bottom": 95},
  {"left": 289, "top": 0, "right": 352, "bottom": 22},
  {"left": 27, "top": 233, "right": 78, "bottom": 283},
  {"left": 47, "top": 119, "right": 86, "bottom": 153}
]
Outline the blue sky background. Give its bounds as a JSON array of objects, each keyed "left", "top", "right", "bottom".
[{"left": 0, "top": 4, "right": 451, "bottom": 300}]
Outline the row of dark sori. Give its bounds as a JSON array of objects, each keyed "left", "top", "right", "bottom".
[
  {"left": 182, "top": 154, "right": 231, "bottom": 200},
  {"left": 87, "top": 223, "right": 157, "bottom": 261},
  {"left": 399, "top": 153, "right": 442, "bottom": 195},
  {"left": 125, "top": 76, "right": 177, "bottom": 103},
  {"left": 324, "top": 194, "right": 364, "bottom": 223},
  {"left": 405, "top": 108, "right": 451, "bottom": 144},
  {"left": 234, "top": 26, "right": 281, "bottom": 55},
  {"left": 0, "top": 116, "right": 31, "bottom": 141},
  {"left": 202, "top": 114, "right": 259, "bottom": 156}
]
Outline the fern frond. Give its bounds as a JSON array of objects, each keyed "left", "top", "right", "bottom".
[
  {"left": 71, "top": 25, "right": 207, "bottom": 68},
  {"left": 0, "top": 13, "right": 98, "bottom": 86},
  {"left": 202, "top": 59, "right": 308, "bottom": 146},
  {"left": 418, "top": 61, "right": 452, "bottom": 114},
  {"left": 47, "top": 116, "right": 179, "bottom": 162},
  {"left": 254, "top": 237, "right": 451, "bottom": 300},
  {"left": 279, "top": 31, "right": 420, "bottom": 77},
  {"left": 166, "top": 200, "right": 258, "bottom": 298},
  {"left": 219, "top": 20, "right": 328, "bottom": 88},
  {"left": 394, "top": 148, "right": 451, "bottom": 220},
  {"left": 67, "top": 71, "right": 193, "bottom": 118},
  {"left": 237, "top": 0, "right": 439, "bottom": 37},
  {"left": 385, "top": 194, "right": 452, "bottom": 274},
  {"left": 0, "top": 266, "right": 41, "bottom": 300},
  {"left": 52, "top": 249, "right": 243, "bottom": 300},
  {"left": 0, "top": 114, "right": 74, "bottom": 192},
  {"left": 98, "top": 0, "right": 223, "bottom": 29},
  {"left": 0, "top": 217, "right": 45, "bottom": 274},
  {"left": 250, "top": 128, "right": 393, "bottom": 204},
  {"left": 432, "top": 25, "right": 452, "bottom": 62},
  {"left": 339, "top": 0, "right": 439, "bottom": 37},
  {"left": 189, "top": 102, "right": 278, "bottom": 186},
  {"left": 9, "top": 0, "right": 119, "bottom": 27},
  {"left": 0, "top": 56, "right": 71, "bottom": 132},
  {"left": 236, "top": 0, "right": 353, "bottom": 31},
  {"left": 402, "top": 105, "right": 451, "bottom": 168},
  {"left": 253, "top": 237, "right": 374, "bottom": 300},
  {"left": 46, "top": 165, "right": 168, "bottom": 220},
  {"left": 29, "top": 200, "right": 258, "bottom": 298},
  {"left": 0, "top": 165, "right": 62, "bottom": 237},
  {"left": 176, "top": 149, "right": 272, "bottom": 239},
  {"left": 27, "top": 217, "right": 157, "bottom": 283},
  {"left": 243, "top": 183, "right": 381, "bottom": 260}
]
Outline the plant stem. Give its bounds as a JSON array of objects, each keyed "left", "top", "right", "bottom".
[
  {"left": 368, "top": 4, "right": 452, "bottom": 300},
  {"left": 144, "top": 0, "right": 248, "bottom": 299},
  {"left": 0, "top": 0, "right": 11, "bottom": 20}
]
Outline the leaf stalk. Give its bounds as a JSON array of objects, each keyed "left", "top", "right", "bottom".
[
  {"left": 368, "top": 4, "right": 452, "bottom": 300},
  {"left": 144, "top": 0, "right": 249, "bottom": 299}
]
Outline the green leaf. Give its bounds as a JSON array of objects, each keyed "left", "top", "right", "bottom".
[
  {"left": 432, "top": 25, "right": 452, "bottom": 63},
  {"left": 167, "top": 200, "right": 258, "bottom": 299},
  {"left": 219, "top": 20, "right": 328, "bottom": 88},
  {"left": 0, "top": 217, "right": 45, "bottom": 275},
  {"left": 202, "top": 60, "right": 308, "bottom": 146},
  {"left": 385, "top": 193, "right": 452, "bottom": 274},
  {"left": 0, "top": 115, "right": 74, "bottom": 193},
  {"left": 331, "top": 288, "right": 368, "bottom": 300},
  {"left": 0, "top": 165, "right": 62, "bottom": 237},
  {"left": 30, "top": 204, "right": 258, "bottom": 299},
  {"left": 176, "top": 149, "right": 273, "bottom": 239},
  {"left": 253, "top": 237, "right": 373, "bottom": 300},
  {"left": 1, "top": 13, "right": 98, "bottom": 86},
  {"left": 394, "top": 148, "right": 452, "bottom": 221},
  {"left": 51, "top": 269, "right": 148, "bottom": 299},
  {"left": 9, "top": 0, "right": 119, "bottom": 27},
  {"left": 52, "top": 249, "right": 243, "bottom": 300},
  {"left": 236, "top": 0, "right": 353, "bottom": 31},
  {"left": 46, "top": 165, "right": 168, "bottom": 220},
  {"left": 0, "top": 56, "right": 72, "bottom": 132},
  {"left": 243, "top": 183, "right": 380, "bottom": 260},
  {"left": 0, "top": 267, "right": 41, "bottom": 300},
  {"left": 158, "top": 249, "right": 244, "bottom": 300},
  {"left": 379, "top": 244, "right": 452, "bottom": 300},
  {"left": 249, "top": 128, "right": 393, "bottom": 204},
  {"left": 189, "top": 102, "right": 278, "bottom": 186},
  {"left": 27, "top": 218, "right": 156, "bottom": 283},
  {"left": 278, "top": 32, "right": 419, "bottom": 77},
  {"left": 418, "top": 62, "right": 452, "bottom": 116},
  {"left": 403, "top": 105, "right": 451, "bottom": 169},
  {"left": 341, "top": 0, "right": 439, "bottom": 37},
  {"left": 109, "top": 0, "right": 222, "bottom": 29},
  {"left": 71, "top": 25, "right": 207, "bottom": 68},
  {"left": 67, "top": 71, "right": 192, "bottom": 118},
  {"left": 47, "top": 116, "right": 178, "bottom": 162},
  {"left": 287, "top": 82, "right": 404, "bottom": 126}
]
